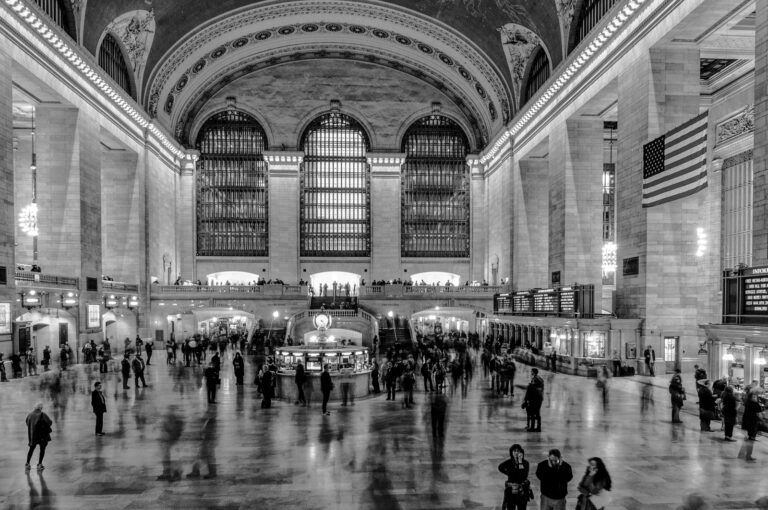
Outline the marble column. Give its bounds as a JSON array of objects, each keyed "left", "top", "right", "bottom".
[
  {"left": 264, "top": 152, "right": 302, "bottom": 283},
  {"left": 548, "top": 118, "right": 603, "bottom": 293},
  {"left": 469, "top": 156, "right": 486, "bottom": 283},
  {"left": 177, "top": 152, "right": 199, "bottom": 283},
  {"left": 754, "top": 2, "right": 768, "bottom": 264},
  {"left": 368, "top": 153, "right": 404, "bottom": 281},
  {"left": 513, "top": 158, "right": 549, "bottom": 289},
  {"left": 0, "top": 43, "right": 14, "bottom": 353},
  {"left": 484, "top": 140, "right": 514, "bottom": 285}
]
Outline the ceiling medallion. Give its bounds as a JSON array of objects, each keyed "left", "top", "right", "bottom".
[
  {"left": 232, "top": 37, "right": 249, "bottom": 48},
  {"left": 349, "top": 25, "right": 366, "bottom": 34},
  {"left": 255, "top": 31, "right": 272, "bottom": 40},
  {"left": 278, "top": 26, "right": 296, "bottom": 35},
  {"left": 210, "top": 46, "right": 227, "bottom": 59},
  {"left": 326, "top": 23, "right": 342, "bottom": 32},
  {"left": 301, "top": 24, "right": 319, "bottom": 32},
  {"left": 373, "top": 29, "right": 389, "bottom": 38}
]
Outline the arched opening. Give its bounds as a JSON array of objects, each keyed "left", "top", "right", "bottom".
[
  {"left": 205, "top": 271, "right": 261, "bottom": 286},
  {"left": 195, "top": 110, "right": 269, "bottom": 257},
  {"left": 569, "top": 0, "right": 619, "bottom": 53},
  {"left": 15, "top": 310, "right": 76, "bottom": 364},
  {"left": 309, "top": 271, "right": 362, "bottom": 296},
  {"left": 521, "top": 46, "right": 550, "bottom": 107},
  {"left": 410, "top": 271, "right": 461, "bottom": 286},
  {"left": 33, "top": 0, "right": 77, "bottom": 40},
  {"left": 98, "top": 33, "right": 135, "bottom": 99},
  {"left": 102, "top": 309, "right": 137, "bottom": 345},
  {"left": 410, "top": 307, "right": 478, "bottom": 345},
  {"left": 300, "top": 112, "right": 371, "bottom": 257},
  {"left": 401, "top": 115, "right": 470, "bottom": 258}
]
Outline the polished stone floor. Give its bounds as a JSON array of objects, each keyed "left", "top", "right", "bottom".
[{"left": 0, "top": 353, "right": 766, "bottom": 510}]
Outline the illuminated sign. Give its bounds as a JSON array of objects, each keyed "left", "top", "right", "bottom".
[
  {"left": 128, "top": 296, "right": 139, "bottom": 308},
  {"left": 104, "top": 295, "right": 119, "bottom": 308},
  {"left": 87, "top": 305, "right": 100, "bottom": 328},
  {"left": 22, "top": 292, "right": 41, "bottom": 308}
]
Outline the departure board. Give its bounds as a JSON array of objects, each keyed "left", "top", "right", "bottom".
[
  {"left": 559, "top": 288, "right": 576, "bottom": 313},
  {"left": 743, "top": 266, "right": 768, "bottom": 314}
]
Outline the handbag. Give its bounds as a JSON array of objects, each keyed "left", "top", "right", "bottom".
[{"left": 590, "top": 490, "right": 612, "bottom": 509}]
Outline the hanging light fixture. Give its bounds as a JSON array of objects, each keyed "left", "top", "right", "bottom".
[
  {"left": 755, "top": 348, "right": 768, "bottom": 366},
  {"left": 722, "top": 342, "right": 736, "bottom": 362}
]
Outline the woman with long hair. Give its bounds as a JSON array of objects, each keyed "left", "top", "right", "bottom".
[
  {"left": 498, "top": 444, "right": 530, "bottom": 510},
  {"left": 577, "top": 457, "right": 612, "bottom": 510}
]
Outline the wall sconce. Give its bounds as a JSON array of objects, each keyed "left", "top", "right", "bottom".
[
  {"left": 61, "top": 291, "right": 78, "bottom": 308},
  {"left": 722, "top": 342, "right": 736, "bottom": 362}
]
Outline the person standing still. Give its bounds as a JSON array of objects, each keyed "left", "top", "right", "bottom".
[
  {"left": 295, "top": 361, "right": 307, "bottom": 405},
  {"left": 321, "top": 364, "right": 334, "bottom": 416},
  {"left": 498, "top": 444, "right": 530, "bottom": 510},
  {"left": 91, "top": 381, "right": 107, "bottom": 436},
  {"left": 535, "top": 449, "right": 573, "bottom": 510},
  {"left": 204, "top": 364, "right": 218, "bottom": 403},
  {"left": 668, "top": 368, "right": 685, "bottom": 424},
  {"left": 145, "top": 340, "right": 153, "bottom": 365},
  {"left": 132, "top": 354, "right": 147, "bottom": 388},
  {"left": 643, "top": 345, "right": 655, "bottom": 377},
  {"left": 121, "top": 354, "right": 131, "bottom": 389},
  {"left": 233, "top": 352, "right": 245, "bottom": 386},
  {"left": 25, "top": 402, "right": 53, "bottom": 471},
  {"left": 611, "top": 350, "right": 621, "bottom": 377}
]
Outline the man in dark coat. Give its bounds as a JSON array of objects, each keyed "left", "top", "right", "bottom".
[
  {"left": 696, "top": 379, "right": 716, "bottom": 432},
  {"left": 25, "top": 402, "right": 52, "bottom": 471},
  {"left": 132, "top": 354, "right": 147, "bottom": 388},
  {"left": 644, "top": 345, "right": 656, "bottom": 376},
  {"left": 121, "top": 354, "right": 131, "bottom": 389},
  {"left": 145, "top": 340, "right": 153, "bottom": 365},
  {"left": 523, "top": 368, "right": 544, "bottom": 432},
  {"left": 261, "top": 365, "right": 275, "bottom": 408},
  {"left": 669, "top": 369, "right": 685, "bottom": 423},
  {"left": 91, "top": 381, "right": 107, "bottom": 435},
  {"left": 321, "top": 364, "right": 334, "bottom": 415},
  {"left": 232, "top": 352, "right": 245, "bottom": 385},
  {"left": 295, "top": 361, "right": 307, "bottom": 405},
  {"left": 204, "top": 364, "right": 218, "bottom": 403},
  {"left": 535, "top": 449, "right": 573, "bottom": 510}
]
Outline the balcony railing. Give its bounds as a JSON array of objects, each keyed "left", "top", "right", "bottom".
[
  {"left": 15, "top": 271, "right": 79, "bottom": 289},
  {"left": 360, "top": 284, "right": 502, "bottom": 297},
  {"left": 152, "top": 284, "right": 308, "bottom": 296},
  {"left": 102, "top": 280, "right": 139, "bottom": 292}
]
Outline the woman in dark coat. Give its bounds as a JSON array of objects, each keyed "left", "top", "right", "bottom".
[
  {"left": 696, "top": 380, "right": 716, "bottom": 432},
  {"left": 721, "top": 385, "right": 738, "bottom": 441},
  {"left": 742, "top": 392, "right": 761, "bottom": 441},
  {"left": 25, "top": 402, "right": 53, "bottom": 471},
  {"left": 498, "top": 443, "right": 530, "bottom": 510},
  {"left": 232, "top": 352, "right": 245, "bottom": 385}
]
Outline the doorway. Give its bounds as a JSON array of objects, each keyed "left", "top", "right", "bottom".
[{"left": 664, "top": 336, "right": 680, "bottom": 373}]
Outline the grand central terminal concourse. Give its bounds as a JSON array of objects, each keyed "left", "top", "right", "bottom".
[{"left": 3, "top": 0, "right": 768, "bottom": 508}]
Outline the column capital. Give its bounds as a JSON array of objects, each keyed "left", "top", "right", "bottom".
[
  {"left": 180, "top": 150, "right": 199, "bottom": 175},
  {"left": 367, "top": 153, "right": 406, "bottom": 166}
]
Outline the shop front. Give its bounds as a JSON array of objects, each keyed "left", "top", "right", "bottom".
[{"left": 702, "top": 325, "right": 768, "bottom": 390}]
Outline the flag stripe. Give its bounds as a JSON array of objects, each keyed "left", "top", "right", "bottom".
[{"left": 642, "top": 111, "right": 708, "bottom": 208}]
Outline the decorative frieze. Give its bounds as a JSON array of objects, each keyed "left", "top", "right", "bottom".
[
  {"left": 105, "top": 9, "right": 156, "bottom": 87},
  {"left": 499, "top": 23, "right": 542, "bottom": 107},
  {"left": 716, "top": 105, "right": 754, "bottom": 145},
  {"left": 555, "top": 0, "right": 576, "bottom": 47}
]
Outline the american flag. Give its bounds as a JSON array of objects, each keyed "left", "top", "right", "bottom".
[{"left": 642, "top": 111, "right": 708, "bottom": 208}]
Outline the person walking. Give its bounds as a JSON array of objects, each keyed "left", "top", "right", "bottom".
[
  {"left": 498, "top": 444, "right": 531, "bottom": 510},
  {"left": 696, "top": 379, "right": 716, "bottom": 432},
  {"left": 611, "top": 350, "right": 621, "bottom": 377},
  {"left": 721, "top": 385, "right": 738, "bottom": 441},
  {"left": 121, "top": 354, "right": 131, "bottom": 389},
  {"left": 294, "top": 360, "right": 307, "bottom": 405},
  {"left": 643, "top": 345, "right": 655, "bottom": 377},
  {"left": 371, "top": 360, "right": 381, "bottom": 394},
  {"left": 204, "top": 363, "right": 218, "bottom": 403},
  {"left": 535, "top": 449, "right": 573, "bottom": 510},
  {"left": 523, "top": 368, "right": 544, "bottom": 432},
  {"left": 401, "top": 367, "right": 415, "bottom": 409},
  {"left": 742, "top": 391, "right": 761, "bottom": 442},
  {"left": 261, "top": 365, "right": 275, "bottom": 409},
  {"left": 91, "top": 381, "right": 107, "bottom": 436},
  {"left": 233, "top": 352, "right": 245, "bottom": 386},
  {"left": 668, "top": 369, "right": 685, "bottom": 424},
  {"left": 145, "top": 340, "right": 153, "bottom": 365},
  {"left": 385, "top": 360, "right": 397, "bottom": 401},
  {"left": 41, "top": 346, "right": 51, "bottom": 372},
  {"left": 132, "top": 354, "right": 148, "bottom": 388},
  {"left": 576, "top": 457, "right": 612, "bottom": 510},
  {"left": 321, "top": 364, "right": 334, "bottom": 416},
  {"left": 25, "top": 402, "right": 53, "bottom": 471},
  {"left": 27, "top": 347, "right": 37, "bottom": 376},
  {"left": 421, "top": 359, "right": 434, "bottom": 392},
  {"left": 596, "top": 366, "right": 610, "bottom": 409}
]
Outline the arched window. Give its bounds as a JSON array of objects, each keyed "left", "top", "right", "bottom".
[
  {"left": 98, "top": 34, "right": 134, "bottom": 99},
  {"left": 522, "top": 47, "right": 550, "bottom": 106},
  {"left": 300, "top": 112, "right": 371, "bottom": 257},
  {"left": 401, "top": 115, "right": 470, "bottom": 258},
  {"left": 33, "top": 0, "right": 76, "bottom": 39},
  {"left": 195, "top": 110, "right": 269, "bottom": 256},
  {"left": 572, "top": 0, "right": 619, "bottom": 51}
]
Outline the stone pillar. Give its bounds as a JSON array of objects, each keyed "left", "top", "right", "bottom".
[
  {"left": 368, "top": 153, "right": 404, "bottom": 281},
  {"left": 264, "top": 152, "right": 302, "bottom": 283},
  {"left": 513, "top": 158, "right": 549, "bottom": 289},
  {"left": 484, "top": 141, "right": 514, "bottom": 285},
  {"left": 177, "top": 152, "right": 199, "bottom": 283},
  {"left": 101, "top": 146, "right": 141, "bottom": 283},
  {"left": 616, "top": 45, "right": 703, "bottom": 366},
  {"left": 0, "top": 43, "right": 14, "bottom": 352},
  {"left": 754, "top": 2, "right": 768, "bottom": 264},
  {"left": 548, "top": 118, "right": 603, "bottom": 292},
  {"left": 469, "top": 156, "right": 486, "bottom": 283}
]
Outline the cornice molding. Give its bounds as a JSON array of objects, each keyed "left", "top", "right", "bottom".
[
  {"left": 263, "top": 151, "right": 304, "bottom": 166},
  {"left": 367, "top": 153, "right": 406, "bottom": 166},
  {"left": 716, "top": 104, "right": 754, "bottom": 145}
]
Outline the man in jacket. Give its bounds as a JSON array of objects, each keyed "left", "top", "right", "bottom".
[
  {"left": 132, "top": 354, "right": 147, "bottom": 388},
  {"left": 523, "top": 368, "right": 544, "bottom": 432},
  {"left": 91, "top": 381, "right": 107, "bottom": 435},
  {"left": 121, "top": 354, "right": 131, "bottom": 389},
  {"left": 535, "top": 449, "right": 573, "bottom": 510},
  {"left": 669, "top": 368, "right": 685, "bottom": 423},
  {"left": 644, "top": 345, "right": 656, "bottom": 376},
  {"left": 321, "top": 364, "right": 333, "bottom": 415},
  {"left": 204, "top": 363, "right": 218, "bottom": 403},
  {"left": 145, "top": 340, "right": 153, "bottom": 365}
]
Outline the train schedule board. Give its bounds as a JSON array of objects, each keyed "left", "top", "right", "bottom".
[{"left": 743, "top": 266, "right": 768, "bottom": 314}]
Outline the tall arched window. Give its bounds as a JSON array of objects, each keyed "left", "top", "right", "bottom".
[
  {"left": 98, "top": 34, "right": 134, "bottom": 99},
  {"left": 33, "top": 0, "right": 76, "bottom": 39},
  {"left": 522, "top": 47, "right": 550, "bottom": 106},
  {"left": 401, "top": 115, "right": 470, "bottom": 258},
  {"left": 195, "top": 110, "right": 269, "bottom": 256},
  {"left": 572, "top": 0, "right": 619, "bottom": 51},
  {"left": 300, "top": 112, "right": 371, "bottom": 257}
]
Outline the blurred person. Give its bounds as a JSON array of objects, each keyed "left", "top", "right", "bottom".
[
  {"left": 643, "top": 344, "right": 655, "bottom": 376},
  {"left": 498, "top": 444, "right": 531, "bottom": 510},
  {"left": 261, "top": 364, "right": 275, "bottom": 408},
  {"left": 41, "top": 346, "right": 51, "bottom": 372},
  {"left": 321, "top": 363, "right": 333, "bottom": 415},
  {"left": 27, "top": 347, "right": 38, "bottom": 376},
  {"left": 596, "top": 366, "right": 610, "bottom": 409},
  {"left": 132, "top": 353, "right": 148, "bottom": 388},
  {"left": 676, "top": 493, "right": 710, "bottom": 510},
  {"left": 232, "top": 351, "right": 245, "bottom": 386},
  {"left": 204, "top": 363, "right": 218, "bottom": 404},
  {"left": 157, "top": 407, "right": 184, "bottom": 481},
  {"left": 640, "top": 378, "right": 655, "bottom": 413},
  {"left": 430, "top": 391, "right": 448, "bottom": 440},
  {"left": 742, "top": 391, "right": 761, "bottom": 442},
  {"left": 696, "top": 379, "right": 716, "bottom": 432},
  {"left": 576, "top": 457, "right": 612, "bottom": 510},
  {"left": 25, "top": 402, "right": 53, "bottom": 471},
  {"left": 720, "top": 385, "right": 738, "bottom": 441},
  {"left": 523, "top": 368, "right": 544, "bottom": 432},
  {"left": 91, "top": 381, "right": 107, "bottom": 436},
  {"left": 535, "top": 449, "right": 573, "bottom": 510},
  {"left": 0, "top": 352, "right": 7, "bottom": 381},
  {"left": 371, "top": 360, "right": 381, "bottom": 394},
  {"left": 669, "top": 368, "right": 685, "bottom": 424},
  {"left": 120, "top": 354, "right": 131, "bottom": 389},
  {"left": 145, "top": 340, "right": 153, "bottom": 365},
  {"left": 187, "top": 408, "right": 217, "bottom": 479},
  {"left": 401, "top": 367, "right": 415, "bottom": 409}
]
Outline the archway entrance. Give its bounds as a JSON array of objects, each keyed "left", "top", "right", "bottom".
[
  {"left": 410, "top": 272, "right": 460, "bottom": 286},
  {"left": 206, "top": 271, "right": 261, "bottom": 286},
  {"left": 102, "top": 309, "right": 138, "bottom": 345},
  {"left": 309, "top": 271, "right": 361, "bottom": 297}
]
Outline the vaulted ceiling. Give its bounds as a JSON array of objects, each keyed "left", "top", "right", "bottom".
[{"left": 80, "top": 0, "right": 568, "bottom": 149}]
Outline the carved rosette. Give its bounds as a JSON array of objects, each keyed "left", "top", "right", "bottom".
[
  {"left": 716, "top": 105, "right": 754, "bottom": 145},
  {"left": 498, "top": 23, "right": 541, "bottom": 109}
]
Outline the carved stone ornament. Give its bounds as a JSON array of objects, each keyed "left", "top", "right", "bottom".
[
  {"left": 498, "top": 23, "right": 541, "bottom": 107},
  {"left": 716, "top": 104, "right": 754, "bottom": 145},
  {"left": 555, "top": 0, "right": 576, "bottom": 44},
  {"left": 105, "top": 9, "right": 156, "bottom": 85}
]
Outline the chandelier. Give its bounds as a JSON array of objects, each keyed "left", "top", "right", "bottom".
[{"left": 18, "top": 203, "right": 38, "bottom": 237}]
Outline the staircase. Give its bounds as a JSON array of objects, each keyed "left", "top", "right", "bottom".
[{"left": 378, "top": 324, "right": 413, "bottom": 352}]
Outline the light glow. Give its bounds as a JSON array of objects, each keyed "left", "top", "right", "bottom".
[{"left": 18, "top": 203, "right": 38, "bottom": 236}]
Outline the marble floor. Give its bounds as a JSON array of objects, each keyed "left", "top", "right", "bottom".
[{"left": 0, "top": 354, "right": 766, "bottom": 510}]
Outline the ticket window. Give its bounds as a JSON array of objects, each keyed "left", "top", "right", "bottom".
[
  {"left": 583, "top": 331, "right": 606, "bottom": 358},
  {"left": 324, "top": 353, "right": 339, "bottom": 371},
  {"left": 306, "top": 355, "right": 322, "bottom": 372},
  {"left": 340, "top": 352, "right": 352, "bottom": 369}
]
